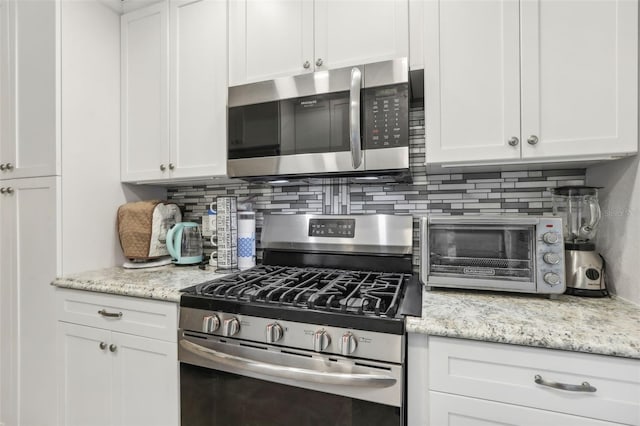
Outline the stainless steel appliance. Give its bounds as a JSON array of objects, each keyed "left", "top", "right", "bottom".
[
  {"left": 227, "top": 58, "right": 410, "bottom": 182},
  {"left": 179, "top": 214, "right": 421, "bottom": 426},
  {"left": 551, "top": 186, "right": 608, "bottom": 297},
  {"left": 420, "top": 215, "right": 566, "bottom": 294}
]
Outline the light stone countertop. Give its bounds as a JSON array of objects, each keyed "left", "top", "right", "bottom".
[
  {"left": 52, "top": 264, "right": 229, "bottom": 302},
  {"left": 406, "top": 288, "right": 640, "bottom": 359},
  {"left": 52, "top": 267, "right": 640, "bottom": 359}
]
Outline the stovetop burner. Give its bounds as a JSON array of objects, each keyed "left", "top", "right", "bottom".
[{"left": 190, "top": 265, "right": 408, "bottom": 318}]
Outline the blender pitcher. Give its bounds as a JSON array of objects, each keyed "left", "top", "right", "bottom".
[{"left": 551, "top": 186, "right": 602, "bottom": 243}]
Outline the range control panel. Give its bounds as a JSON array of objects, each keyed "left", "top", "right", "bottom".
[
  {"left": 308, "top": 218, "right": 355, "bottom": 238},
  {"left": 364, "top": 83, "right": 409, "bottom": 149}
]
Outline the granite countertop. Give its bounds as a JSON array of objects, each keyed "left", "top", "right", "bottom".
[
  {"left": 52, "top": 264, "right": 229, "bottom": 302},
  {"left": 406, "top": 288, "right": 640, "bottom": 359}
]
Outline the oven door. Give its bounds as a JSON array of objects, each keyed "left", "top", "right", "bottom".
[
  {"left": 421, "top": 217, "right": 537, "bottom": 292},
  {"left": 178, "top": 331, "right": 403, "bottom": 426}
]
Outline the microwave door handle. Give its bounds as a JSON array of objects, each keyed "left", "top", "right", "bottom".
[{"left": 349, "top": 67, "right": 362, "bottom": 169}]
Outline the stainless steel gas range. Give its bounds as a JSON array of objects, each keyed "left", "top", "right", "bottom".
[{"left": 178, "top": 214, "right": 421, "bottom": 426}]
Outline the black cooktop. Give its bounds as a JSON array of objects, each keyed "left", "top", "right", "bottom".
[{"left": 181, "top": 265, "right": 422, "bottom": 334}]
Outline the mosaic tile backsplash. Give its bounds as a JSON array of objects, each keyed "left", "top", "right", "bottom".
[{"left": 168, "top": 106, "right": 585, "bottom": 269}]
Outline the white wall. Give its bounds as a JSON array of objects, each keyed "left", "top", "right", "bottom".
[
  {"left": 586, "top": 156, "right": 640, "bottom": 304},
  {"left": 61, "top": 0, "right": 165, "bottom": 275}
]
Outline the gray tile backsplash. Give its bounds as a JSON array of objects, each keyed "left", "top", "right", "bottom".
[{"left": 168, "top": 106, "right": 585, "bottom": 270}]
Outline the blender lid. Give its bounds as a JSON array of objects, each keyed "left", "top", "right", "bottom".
[{"left": 551, "top": 185, "right": 602, "bottom": 196}]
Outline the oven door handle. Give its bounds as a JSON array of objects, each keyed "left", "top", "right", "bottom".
[
  {"left": 180, "top": 339, "right": 396, "bottom": 388},
  {"left": 349, "top": 67, "right": 363, "bottom": 169}
]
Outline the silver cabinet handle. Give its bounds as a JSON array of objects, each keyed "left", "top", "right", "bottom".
[
  {"left": 303, "top": 61, "right": 311, "bottom": 69},
  {"left": 109, "top": 344, "right": 117, "bottom": 353},
  {"left": 0, "top": 164, "right": 5, "bottom": 171},
  {"left": 99, "top": 342, "right": 107, "bottom": 350},
  {"left": 5, "top": 163, "right": 13, "bottom": 170},
  {"left": 160, "top": 164, "right": 166, "bottom": 171},
  {"left": 534, "top": 375, "right": 597, "bottom": 392},
  {"left": 0, "top": 188, "right": 5, "bottom": 194},
  {"left": 349, "top": 67, "right": 362, "bottom": 169},
  {"left": 180, "top": 339, "right": 396, "bottom": 388},
  {"left": 527, "top": 135, "right": 539, "bottom": 145},
  {"left": 98, "top": 309, "right": 123, "bottom": 318},
  {"left": 6, "top": 187, "right": 13, "bottom": 194},
  {"left": 168, "top": 163, "right": 175, "bottom": 170},
  {"left": 316, "top": 58, "right": 323, "bottom": 67},
  {"left": 508, "top": 137, "right": 519, "bottom": 147}
]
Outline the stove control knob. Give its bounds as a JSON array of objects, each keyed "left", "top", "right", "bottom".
[
  {"left": 543, "top": 252, "right": 561, "bottom": 265},
  {"left": 202, "top": 315, "right": 220, "bottom": 334},
  {"left": 544, "top": 272, "right": 561, "bottom": 286},
  {"left": 266, "top": 323, "right": 284, "bottom": 343},
  {"left": 542, "top": 232, "right": 560, "bottom": 245},
  {"left": 222, "top": 318, "right": 241, "bottom": 337},
  {"left": 341, "top": 332, "right": 357, "bottom": 355},
  {"left": 313, "top": 330, "right": 331, "bottom": 352}
]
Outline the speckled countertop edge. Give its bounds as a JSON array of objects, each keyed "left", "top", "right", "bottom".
[
  {"left": 406, "top": 288, "right": 640, "bottom": 359},
  {"left": 52, "top": 265, "right": 230, "bottom": 303},
  {"left": 52, "top": 266, "right": 640, "bottom": 359}
]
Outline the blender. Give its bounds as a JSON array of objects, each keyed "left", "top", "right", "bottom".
[{"left": 551, "top": 186, "right": 608, "bottom": 297}]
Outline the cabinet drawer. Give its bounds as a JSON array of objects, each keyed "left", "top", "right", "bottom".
[
  {"left": 56, "top": 289, "right": 178, "bottom": 342},
  {"left": 429, "top": 337, "right": 640, "bottom": 425},
  {"left": 430, "top": 392, "right": 621, "bottom": 426}
]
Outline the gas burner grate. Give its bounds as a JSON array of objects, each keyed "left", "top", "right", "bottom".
[{"left": 193, "top": 265, "right": 409, "bottom": 318}]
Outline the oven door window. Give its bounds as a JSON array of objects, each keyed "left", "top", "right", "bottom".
[
  {"left": 429, "top": 225, "right": 535, "bottom": 282},
  {"left": 181, "top": 363, "right": 401, "bottom": 426},
  {"left": 228, "top": 92, "right": 350, "bottom": 159}
]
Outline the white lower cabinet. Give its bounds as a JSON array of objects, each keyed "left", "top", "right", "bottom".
[
  {"left": 408, "top": 335, "right": 640, "bottom": 426},
  {"left": 56, "top": 289, "right": 179, "bottom": 426}
]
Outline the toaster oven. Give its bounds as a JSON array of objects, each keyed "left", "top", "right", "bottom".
[{"left": 419, "top": 215, "right": 566, "bottom": 294}]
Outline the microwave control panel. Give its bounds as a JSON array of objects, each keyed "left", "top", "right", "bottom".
[{"left": 363, "top": 83, "right": 409, "bottom": 149}]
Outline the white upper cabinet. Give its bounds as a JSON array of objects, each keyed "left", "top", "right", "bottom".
[
  {"left": 229, "top": 0, "right": 408, "bottom": 86},
  {"left": 169, "top": 0, "right": 227, "bottom": 179},
  {"left": 121, "top": 3, "right": 170, "bottom": 182},
  {"left": 425, "top": 0, "right": 521, "bottom": 164},
  {"left": 121, "top": 0, "right": 227, "bottom": 183},
  {"left": 0, "top": 0, "right": 60, "bottom": 179},
  {"left": 520, "top": 0, "right": 638, "bottom": 160},
  {"left": 314, "top": 0, "right": 408, "bottom": 71},
  {"left": 424, "top": 0, "right": 638, "bottom": 166},
  {"left": 228, "top": 0, "right": 313, "bottom": 86}
]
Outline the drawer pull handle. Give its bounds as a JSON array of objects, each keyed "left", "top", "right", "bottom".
[
  {"left": 98, "top": 309, "right": 123, "bottom": 318},
  {"left": 534, "top": 375, "right": 597, "bottom": 392}
]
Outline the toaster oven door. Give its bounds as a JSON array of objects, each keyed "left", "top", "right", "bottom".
[{"left": 425, "top": 223, "right": 537, "bottom": 292}]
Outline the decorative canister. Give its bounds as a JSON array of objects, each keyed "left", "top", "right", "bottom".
[{"left": 237, "top": 211, "right": 256, "bottom": 270}]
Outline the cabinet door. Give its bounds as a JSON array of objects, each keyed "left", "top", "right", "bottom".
[
  {"left": 170, "top": 0, "right": 227, "bottom": 179},
  {"left": 0, "top": 0, "right": 60, "bottom": 179},
  {"left": 521, "top": 0, "right": 638, "bottom": 160},
  {"left": 430, "top": 392, "right": 617, "bottom": 426},
  {"left": 111, "top": 332, "right": 179, "bottom": 426},
  {"left": 0, "top": 177, "right": 60, "bottom": 426},
  {"left": 228, "top": 0, "right": 314, "bottom": 86},
  {"left": 121, "top": 2, "right": 170, "bottom": 182},
  {"left": 424, "top": 0, "right": 521, "bottom": 164},
  {"left": 314, "top": 0, "right": 408, "bottom": 71},
  {"left": 57, "top": 322, "right": 112, "bottom": 426}
]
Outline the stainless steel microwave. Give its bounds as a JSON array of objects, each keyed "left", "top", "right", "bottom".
[
  {"left": 420, "top": 215, "right": 566, "bottom": 295},
  {"left": 227, "top": 58, "right": 409, "bottom": 181}
]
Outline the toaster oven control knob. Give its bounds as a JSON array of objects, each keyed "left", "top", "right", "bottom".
[
  {"left": 313, "top": 330, "right": 331, "bottom": 352},
  {"left": 340, "top": 332, "right": 357, "bottom": 355},
  {"left": 543, "top": 252, "right": 561, "bottom": 265},
  {"left": 202, "top": 315, "right": 220, "bottom": 334},
  {"left": 266, "top": 323, "right": 284, "bottom": 343},
  {"left": 542, "top": 232, "right": 560, "bottom": 245},
  {"left": 223, "top": 318, "right": 241, "bottom": 337},
  {"left": 543, "top": 272, "right": 561, "bottom": 286}
]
